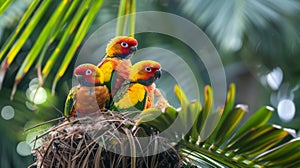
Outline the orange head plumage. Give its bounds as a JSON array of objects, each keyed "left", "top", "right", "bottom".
[
  {"left": 106, "top": 36, "right": 138, "bottom": 59},
  {"left": 130, "top": 60, "right": 161, "bottom": 86},
  {"left": 74, "top": 64, "right": 104, "bottom": 86}
]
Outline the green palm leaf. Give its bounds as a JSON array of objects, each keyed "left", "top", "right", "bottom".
[
  {"left": 0, "top": 0, "right": 105, "bottom": 98},
  {"left": 137, "top": 84, "right": 300, "bottom": 167},
  {"left": 0, "top": 0, "right": 12, "bottom": 15},
  {"left": 0, "top": 0, "right": 138, "bottom": 97},
  {"left": 0, "top": 0, "right": 51, "bottom": 90},
  {"left": 41, "top": 0, "right": 87, "bottom": 81},
  {"left": 179, "top": 0, "right": 300, "bottom": 53},
  {"left": 12, "top": 0, "right": 70, "bottom": 98},
  {"left": 1, "top": 0, "right": 299, "bottom": 167},
  {"left": 51, "top": 0, "right": 104, "bottom": 94}
]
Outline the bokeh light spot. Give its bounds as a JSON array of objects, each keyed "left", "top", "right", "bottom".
[
  {"left": 277, "top": 99, "right": 295, "bottom": 122},
  {"left": 26, "top": 132, "right": 42, "bottom": 149},
  {"left": 16, "top": 141, "right": 31, "bottom": 156},
  {"left": 267, "top": 67, "right": 283, "bottom": 90},
  {"left": 26, "top": 78, "right": 47, "bottom": 104},
  {"left": 25, "top": 101, "right": 37, "bottom": 111},
  {"left": 1, "top": 105, "right": 15, "bottom": 120},
  {"left": 29, "top": 78, "right": 39, "bottom": 90},
  {"left": 226, "top": 36, "right": 242, "bottom": 51},
  {"left": 27, "top": 87, "right": 47, "bottom": 104}
]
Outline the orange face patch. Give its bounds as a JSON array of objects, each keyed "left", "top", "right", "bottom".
[{"left": 106, "top": 36, "right": 138, "bottom": 57}]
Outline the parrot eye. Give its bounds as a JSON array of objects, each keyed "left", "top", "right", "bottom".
[
  {"left": 85, "top": 69, "right": 92, "bottom": 75},
  {"left": 145, "top": 67, "right": 152, "bottom": 72},
  {"left": 120, "top": 42, "right": 129, "bottom": 48}
]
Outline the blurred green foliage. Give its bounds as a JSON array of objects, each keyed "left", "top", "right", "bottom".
[{"left": 0, "top": 0, "right": 300, "bottom": 167}]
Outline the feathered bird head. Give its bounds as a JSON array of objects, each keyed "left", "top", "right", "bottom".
[
  {"left": 130, "top": 60, "right": 161, "bottom": 86},
  {"left": 106, "top": 36, "right": 138, "bottom": 59},
  {"left": 74, "top": 64, "right": 104, "bottom": 86}
]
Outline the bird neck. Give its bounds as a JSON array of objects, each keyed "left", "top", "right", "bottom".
[
  {"left": 136, "top": 77, "right": 155, "bottom": 86},
  {"left": 80, "top": 83, "right": 103, "bottom": 87}
]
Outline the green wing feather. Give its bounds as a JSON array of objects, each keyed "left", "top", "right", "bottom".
[
  {"left": 64, "top": 86, "right": 78, "bottom": 118},
  {"left": 133, "top": 91, "right": 147, "bottom": 111},
  {"left": 112, "top": 79, "right": 131, "bottom": 103},
  {"left": 109, "top": 80, "right": 131, "bottom": 111},
  {"left": 110, "top": 82, "right": 147, "bottom": 112},
  {"left": 109, "top": 69, "right": 117, "bottom": 92}
]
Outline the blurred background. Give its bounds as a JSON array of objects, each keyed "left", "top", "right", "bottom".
[{"left": 0, "top": 0, "right": 300, "bottom": 167}]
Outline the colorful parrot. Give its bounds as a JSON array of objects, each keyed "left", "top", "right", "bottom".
[
  {"left": 111, "top": 60, "right": 162, "bottom": 112},
  {"left": 97, "top": 36, "right": 138, "bottom": 97},
  {"left": 64, "top": 64, "right": 110, "bottom": 119}
]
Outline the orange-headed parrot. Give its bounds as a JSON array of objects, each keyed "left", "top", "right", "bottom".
[
  {"left": 97, "top": 36, "right": 138, "bottom": 97},
  {"left": 64, "top": 64, "right": 110, "bottom": 119},
  {"left": 111, "top": 60, "right": 162, "bottom": 112}
]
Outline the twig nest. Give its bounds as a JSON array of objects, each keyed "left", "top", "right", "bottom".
[{"left": 30, "top": 111, "right": 181, "bottom": 168}]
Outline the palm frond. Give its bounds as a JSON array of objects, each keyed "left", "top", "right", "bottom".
[
  {"left": 137, "top": 84, "right": 299, "bottom": 167},
  {"left": 0, "top": 0, "right": 139, "bottom": 97},
  {"left": 51, "top": 0, "right": 104, "bottom": 94},
  {"left": 0, "top": 0, "right": 104, "bottom": 98},
  {"left": 179, "top": 0, "right": 300, "bottom": 53},
  {"left": 0, "top": 0, "right": 13, "bottom": 15},
  {"left": 116, "top": 0, "right": 136, "bottom": 37}
]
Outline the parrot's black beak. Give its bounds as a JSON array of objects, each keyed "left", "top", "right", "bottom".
[
  {"left": 76, "top": 74, "right": 96, "bottom": 86},
  {"left": 130, "top": 46, "right": 137, "bottom": 53},
  {"left": 137, "top": 69, "right": 161, "bottom": 86},
  {"left": 154, "top": 69, "right": 162, "bottom": 79},
  {"left": 122, "top": 46, "right": 137, "bottom": 59},
  {"left": 76, "top": 75, "right": 85, "bottom": 85}
]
